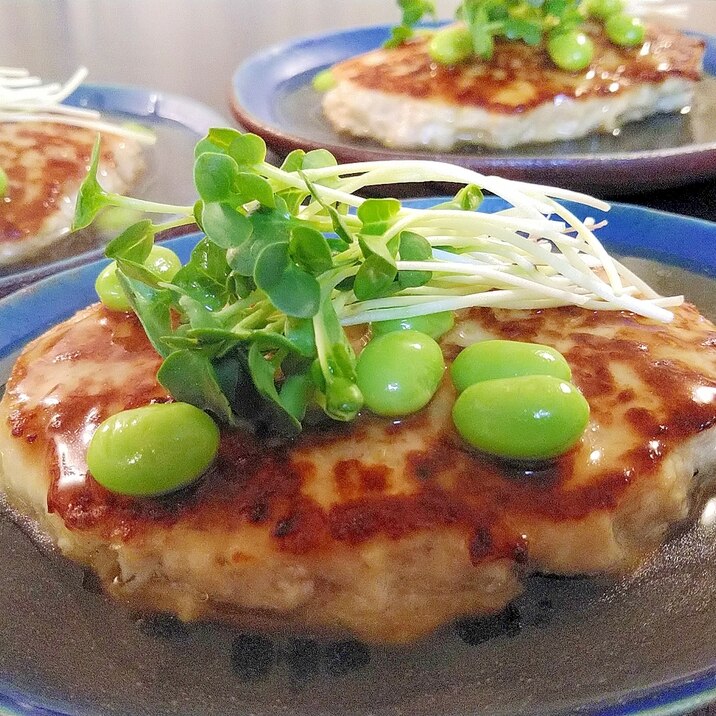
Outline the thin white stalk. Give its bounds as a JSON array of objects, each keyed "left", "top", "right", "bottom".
[
  {"left": 0, "top": 66, "right": 154, "bottom": 144},
  {"left": 0, "top": 112, "right": 156, "bottom": 143}
]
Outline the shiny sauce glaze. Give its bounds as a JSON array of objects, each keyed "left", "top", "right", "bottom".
[
  {"left": 0, "top": 122, "right": 120, "bottom": 243},
  {"left": 331, "top": 23, "right": 704, "bottom": 113},
  {"left": 5, "top": 302, "right": 716, "bottom": 564}
]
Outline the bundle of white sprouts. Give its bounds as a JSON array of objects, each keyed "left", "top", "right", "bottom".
[
  {"left": 256, "top": 159, "right": 683, "bottom": 324},
  {"left": 0, "top": 66, "right": 154, "bottom": 143}
]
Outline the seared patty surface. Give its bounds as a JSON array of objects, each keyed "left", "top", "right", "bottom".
[{"left": 1, "top": 301, "right": 716, "bottom": 642}]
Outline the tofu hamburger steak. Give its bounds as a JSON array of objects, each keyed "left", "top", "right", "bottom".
[
  {"left": 0, "top": 122, "right": 146, "bottom": 265},
  {"left": 1, "top": 131, "right": 715, "bottom": 644},
  {"left": 0, "top": 67, "right": 151, "bottom": 266},
  {"left": 319, "top": 0, "right": 705, "bottom": 149}
]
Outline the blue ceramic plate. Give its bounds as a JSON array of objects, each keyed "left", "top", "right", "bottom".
[
  {"left": 1, "top": 199, "right": 716, "bottom": 716},
  {"left": 231, "top": 25, "right": 716, "bottom": 194},
  {"left": 0, "top": 83, "right": 229, "bottom": 299}
]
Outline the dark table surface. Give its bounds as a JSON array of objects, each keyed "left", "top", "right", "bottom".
[{"left": 1, "top": 1, "right": 716, "bottom": 715}]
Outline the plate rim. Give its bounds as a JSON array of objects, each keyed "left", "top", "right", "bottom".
[
  {"left": 1, "top": 199, "right": 716, "bottom": 716},
  {"left": 229, "top": 22, "right": 716, "bottom": 192}
]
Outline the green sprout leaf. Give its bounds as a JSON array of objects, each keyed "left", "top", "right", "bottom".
[
  {"left": 254, "top": 241, "right": 321, "bottom": 319},
  {"left": 284, "top": 317, "right": 316, "bottom": 358},
  {"left": 312, "top": 296, "right": 363, "bottom": 422},
  {"left": 104, "top": 219, "right": 154, "bottom": 263},
  {"left": 227, "top": 132, "right": 267, "bottom": 167},
  {"left": 385, "top": 24, "right": 415, "bottom": 47},
  {"left": 357, "top": 198, "right": 401, "bottom": 236},
  {"left": 300, "top": 173, "right": 354, "bottom": 250},
  {"left": 354, "top": 254, "right": 398, "bottom": 301},
  {"left": 158, "top": 350, "right": 237, "bottom": 425},
  {"left": 194, "top": 152, "right": 239, "bottom": 203},
  {"left": 398, "top": 230, "right": 433, "bottom": 288},
  {"left": 431, "top": 184, "right": 484, "bottom": 211},
  {"left": 302, "top": 149, "right": 338, "bottom": 171},
  {"left": 201, "top": 201, "right": 253, "bottom": 248},
  {"left": 0, "top": 166, "right": 7, "bottom": 197},
  {"left": 247, "top": 341, "right": 302, "bottom": 434},
  {"left": 354, "top": 225, "right": 401, "bottom": 300},
  {"left": 235, "top": 172, "right": 275, "bottom": 208},
  {"left": 73, "top": 135, "right": 112, "bottom": 230},
  {"left": 172, "top": 237, "right": 231, "bottom": 311},
  {"left": 289, "top": 225, "right": 333, "bottom": 275},
  {"left": 116, "top": 272, "right": 174, "bottom": 358},
  {"left": 279, "top": 373, "right": 314, "bottom": 421},
  {"left": 280, "top": 149, "right": 306, "bottom": 172},
  {"left": 227, "top": 205, "right": 293, "bottom": 276},
  {"left": 385, "top": 0, "right": 436, "bottom": 46},
  {"left": 503, "top": 17, "right": 543, "bottom": 44}
]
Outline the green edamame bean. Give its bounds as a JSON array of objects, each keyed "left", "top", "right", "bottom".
[
  {"left": 87, "top": 402, "right": 219, "bottom": 496},
  {"left": 452, "top": 374, "right": 590, "bottom": 460},
  {"left": 371, "top": 311, "right": 455, "bottom": 341},
  {"left": 586, "top": 0, "right": 625, "bottom": 20},
  {"left": 547, "top": 31, "right": 594, "bottom": 71},
  {"left": 95, "top": 245, "right": 182, "bottom": 311},
  {"left": 312, "top": 68, "right": 336, "bottom": 91},
  {"left": 450, "top": 339, "right": 572, "bottom": 393},
  {"left": 356, "top": 330, "right": 445, "bottom": 417},
  {"left": 146, "top": 245, "right": 182, "bottom": 279},
  {"left": 429, "top": 25, "right": 474, "bottom": 65},
  {"left": 95, "top": 262, "right": 132, "bottom": 311},
  {"left": 605, "top": 15, "right": 645, "bottom": 47}
]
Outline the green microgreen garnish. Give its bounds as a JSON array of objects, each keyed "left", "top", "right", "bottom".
[
  {"left": 385, "top": 0, "right": 438, "bottom": 46},
  {"left": 0, "top": 166, "right": 7, "bottom": 196},
  {"left": 384, "top": 0, "right": 640, "bottom": 71},
  {"left": 75, "top": 129, "right": 681, "bottom": 438},
  {"left": 74, "top": 137, "right": 194, "bottom": 234}
]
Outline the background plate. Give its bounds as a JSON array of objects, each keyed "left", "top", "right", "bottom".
[
  {"left": 230, "top": 26, "right": 716, "bottom": 195},
  {"left": 1, "top": 199, "right": 716, "bottom": 716},
  {"left": 0, "top": 83, "right": 228, "bottom": 298}
]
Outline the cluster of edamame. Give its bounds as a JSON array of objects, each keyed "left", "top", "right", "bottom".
[
  {"left": 357, "top": 313, "right": 589, "bottom": 461},
  {"left": 428, "top": 0, "right": 645, "bottom": 73},
  {"left": 451, "top": 340, "right": 590, "bottom": 460},
  {"left": 88, "top": 298, "right": 588, "bottom": 496}
]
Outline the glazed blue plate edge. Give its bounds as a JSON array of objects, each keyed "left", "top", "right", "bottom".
[{"left": 64, "top": 82, "right": 229, "bottom": 135}]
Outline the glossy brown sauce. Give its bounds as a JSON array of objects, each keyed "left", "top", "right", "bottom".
[
  {"left": 0, "top": 122, "right": 118, "bottom": 242},
  {"left": 332, "top": 24, "right": 704, "bottom": 113},
  {"left": 5, "top": 302, "right": 716, "bottom": 564}
]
